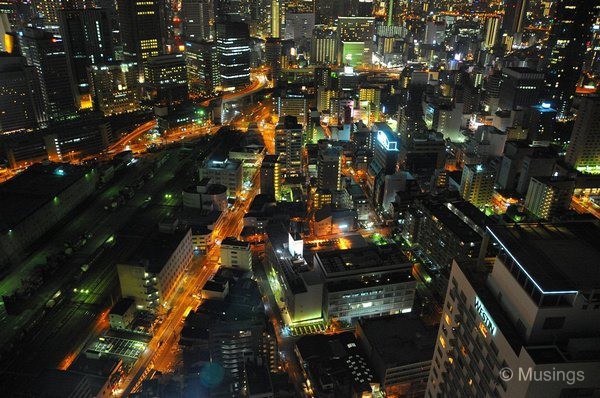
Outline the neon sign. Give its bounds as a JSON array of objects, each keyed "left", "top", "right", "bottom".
[{"left": 474, "top": 297, "right": 496, "bottom": 336}]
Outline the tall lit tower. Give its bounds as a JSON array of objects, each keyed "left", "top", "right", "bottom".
[
  {"left": 545, "top": 0, "right": 596, "bottom": 118},
  {"left": 58, "top": 8, "right": 114, "bottom": 109},
  {"left": 117, "top": 0, "right": 167, "bottom": 65}
]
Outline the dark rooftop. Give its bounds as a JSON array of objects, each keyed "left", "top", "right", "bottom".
[
  {"left": 0, "top": 162, "right": 92, "bottom": 230},
  {"left": 487, "top": 222, "right": 600, "bottom": 292},
  {"left": 110, "top": 298, "right": 134, "bottom": 316},
  {"left": 123, "top": 229, "right": 189, "bottom": 274},
  {"left": 358, "top": 314, "right": 437, "bottom": 367}
]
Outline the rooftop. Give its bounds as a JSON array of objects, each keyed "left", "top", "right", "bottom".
[
  {"left": 315, "top": 244, "right": 411, "bottom": 278},
  {"left": 487, "top": 222, "right": 600, "bottom": 293},
  {"left": 110, "top": 298, "right": 134, "bottom": 316},
  {"left": 358, "top": 314, "right": 437, "bottom": 367},
  {"left": 419, "top": 200, "right": 484, "bottom": 242},
  {"left": 123, "top": 229, "right": 189, "bottom": 274},
  {"left": 0, "top": 162, "right": 92, "bottom": 230}
]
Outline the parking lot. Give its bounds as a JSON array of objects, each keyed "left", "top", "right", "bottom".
[{"left": 89, "top": 336, "right": 147, "bottom": 360}]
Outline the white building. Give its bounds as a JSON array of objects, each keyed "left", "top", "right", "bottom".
[
  {"left": 427, "top": 222, "right": 600, "bottom": 398},
  {"left": 220, "top": 237, "right": 252, "bottom": 271},
  {"left": 198, "top": 158, "right": 243, "bottom": 198},
  {"left": 314, "top": 244, "right": 416, "bottom": 324},
  {"left": 117, "top": 229, "right": 193, "bottom": 310}
]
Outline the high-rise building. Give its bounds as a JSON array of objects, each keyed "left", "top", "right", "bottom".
[
  {"left": 459, "top": 164, "right": 495, "bottom": 208},
  {"left": 498, "top": 67, "right": 544, "bottom": 111},
  {"left": 58, "top": 8, "right": 114, "bottom": 109},
  {"left": 185, "top": 40, "right": 219, "bottom": 97},
  {"left": 501, "top": 0, "right": 528, "bottom": 36},
  {"left": 275, "top": 115, "right": 303, "bottom": 177},
  {"left": 427, "top": 222, "right": 600, "bottom": 398},
  {"left": 33, "top": 0, "right": 62, "bottom": 28},
  {"left": 264, "top": 37, "right": 282, "bottom": 83},
  {"left": 117, "top": 0, "right": 166, "bottom": 65},
  {"left": 545, "top": 0, "right": 596, "bottom": 118},
  {"left": 524, "top": 176, "right": 575, "bottom": 220},
  {"left": 527, "top": 103, "right": 557, "bottom": 147},
  {"left": 0, "top": 54, "right": 45, "bottom": 134},
  {"left": 143, "top": 53, "right": 188, "bottom": 105},
  {"left": 88, "top": 61, "right": 140, "bottom": 116},
  {"left": 317, "top": 145, "right": 342, "bottom": 191},
  {"left": 275, "top": 91, "right": 309, "bottom": 126},
  {"left": 181, "top": 0, "right": 214, "bottom": 41},
  {"left": 311, "top": 25, "right": 339, "bottom": 65},
  {"left": 565, "top": 96, "right": 600, "bottom": 174},
  {"left": 260, "top": 154, "right": 282, "bottom": 199},
  {"left": 270, "top": 0, "right": 280, "bottom": 37},
  {"left": 215, "top": 21, "right": 251, "bottom": 89},
  {"left": 368, "top": 123, "right": 399, "bottom": 206},
  {"left": 18, "top": 27, "right": 76, "bottom": 120},
  {"left": 483, "top": 16, "right": 500, "bottom": 50}
]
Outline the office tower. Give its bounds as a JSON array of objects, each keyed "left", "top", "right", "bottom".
[
  {"left": 58, "top": 8, "right": 114, "bottom": 109},
  {"left": 424, "top": 20, "right": 445, "bottom": 45},
  {"left": 181, "top": 0, "right": 214, "bottom": 41},
  {"left": 524, "top": 176, "right": 575, "bottom": 220},
  {"left": 502, "top": 0, "right": 528, "bottom": 36},
  {"left": 117, "top": 0, "right": 166, "bottom": 65},
  {"left": 338, "top": 16, "right": 374, "bottom": 66},
  {"left": 545, "top": 0, "right": 596, "bottom": 118},
  {"left": 498, "top": 67, "right": 544, "bottom": 111},
  {"left": 271, "top": 0, "right": 280, "bottom": 37},
  {"left": 275, "top": 115, "right": 303, "bottom": 177},
  {"left": 483, "top": 16, "right": 500, "bottom": 50},
  {"left": 275, "top": 91, "right": 309, "bottom": 126},
  {"left": 260, "top": 154, "right": 282, "bottom": 199},
  {"left": 284, "top": 12, "right": 314, "bottom": 43},
  {"left": 215, "top": 21, "right": 251, "bottom": 89},
  {"left": 34, "top": 0, "right": 61, "bottom": 28},
  {"left": 427, "top": 222, "right": 600, "bottom": 398},
  {"left": 338, "top": 16, "right": 374, "bottom": 42},
  {"left": 527, "top": 103, "right": 556, "bottom": 147},
  {"left": 0, "top": 54, "right": 45, "bottom": 134},
  {"left": 264, "top": 37, "right": 281, "bottom": 83},
  {"left": 317, "top": 145, "right": 342, "bottom": 191},
  {"left": 88, "top": 61, "right": 140, "bottom": 116},
  {"left": 565, "top": 96, "right": 600, "bottom": 173},
  {"left": 483, "top": 69, "right": 502, "bottom": 112},
  {"left": 143, "top": 53, "right": 188, "bottom": 105},
  {"left": 311, "top": 25, "right": 339, "bottom": 65},
  {"left": 18, "top": 28, "right": 76, "bottom": 120},
  {"left": 368, "top": 123, "right": 399, "bottom": 205},
  {"left": 185, "top": 40, "right": 219, "bottom": 97},
  {"left": 459, "top": 164, "right": 495, "bottom": 208},
  {"left": 0, "top": 12, "right": 10, "bottom": 52}
]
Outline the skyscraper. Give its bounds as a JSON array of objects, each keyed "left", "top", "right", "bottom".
[
  {"left": 185, "top": 40, "right": 220, "bottom": 97},
  {"left": 565, "top": 96, "right": 600, "bottom": 174},
  {"left": 275, "top": 115, "right": 303, "bottom": 177},
  {"left": 317, "top": 145, "right": 342, "bottom": 191},
  {"left": 143, "top": 53, "right": 188, "bottom": 105},
  {"left": 58, "top": 8, "right": 114, "bottom": 109},
  {"left": 264, "top": 37, "right": 282, "bottom": 83},
  {"left": 501, "top": 0, "right": 528, "bottom": 37},
  {"left": 117, "top": 0, "right": 166, "bottom": 65},
  {"left": 18, "top": 27, "right": 76, "bottom": 120},
  {"left": 0, "top": 53, "right": 45, "bottom": 134},
  {"left": 181, "top": 0, "right": 214, "bottom": 41},
  {"left": 215, "top": 21, "right": 251, "bottom": 89},
  {"left": 545, "top": 0, "right": 596, "bottom": 118},
  {"left": 88, "top": 61, "right": 140, "bottom": 116}
]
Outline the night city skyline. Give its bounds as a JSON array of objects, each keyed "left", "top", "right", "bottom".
[{"left": 0, "top": 0, "right": 600, "bottom": 397}]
